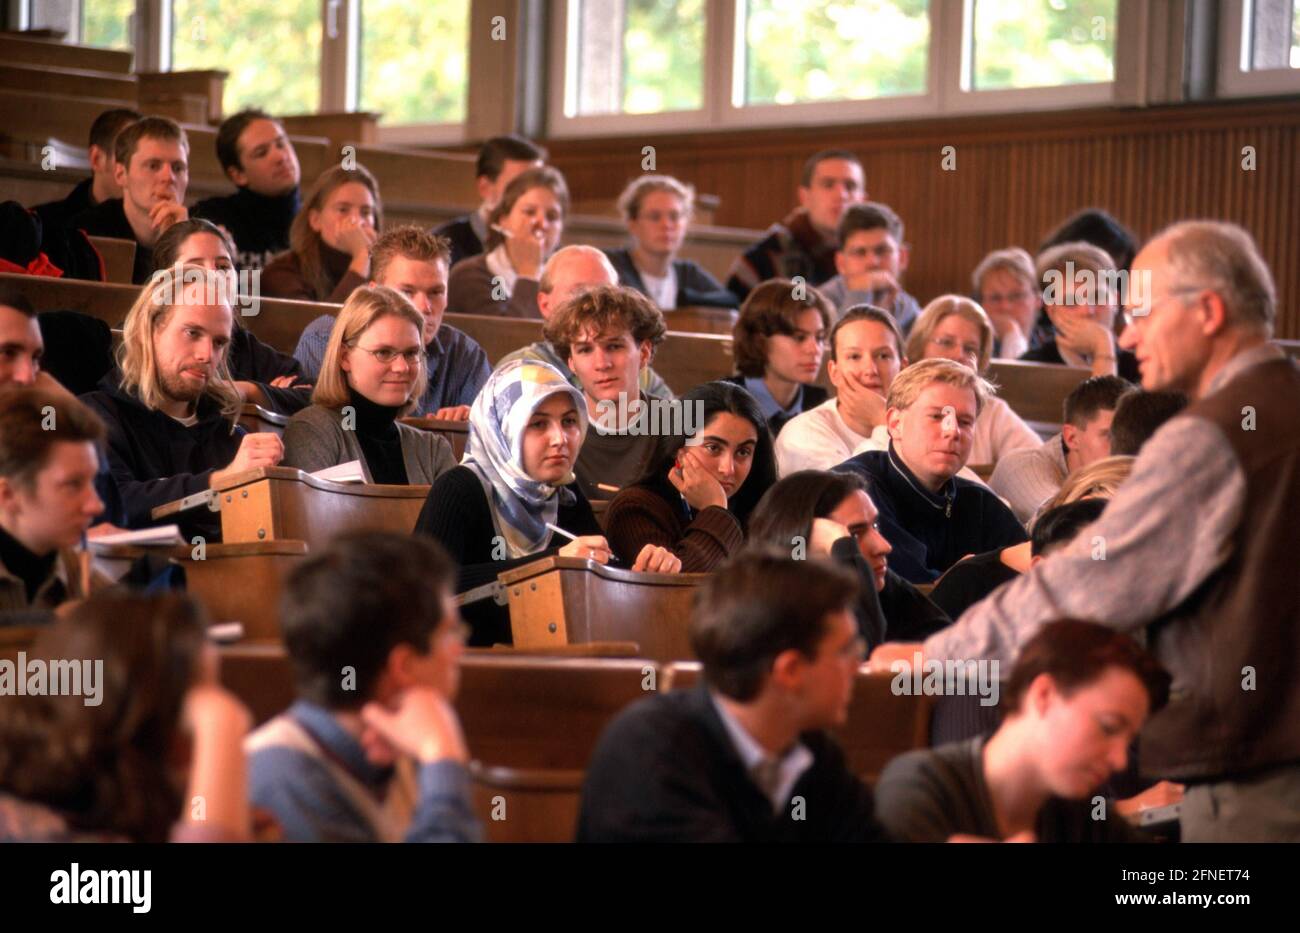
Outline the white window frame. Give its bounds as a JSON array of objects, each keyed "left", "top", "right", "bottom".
[
  {"left": 548, "top": 0, "right": 1140, "bottom": 139},
  {"left": 1217, "top": 0, "right": 1300, "bottom": 97}
]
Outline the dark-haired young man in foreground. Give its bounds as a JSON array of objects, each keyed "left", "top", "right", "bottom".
[
  {"left": 577, "top": 549, "right": 889, "bottom": 842},
  {"left": 193, "top": 108, "right": 302, "bottom": 272},
  {"left": 247, "top": 532, "right": 480, "bottom": 843}
]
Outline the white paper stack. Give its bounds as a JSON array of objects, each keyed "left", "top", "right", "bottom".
[{"left": 311, "top": 460, "right": 365, "bottom": 483}]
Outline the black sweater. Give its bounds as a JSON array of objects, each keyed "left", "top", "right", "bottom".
[
  {"left": 192, "top": 186, "right": 300, "bottom": 272},
  {"left": 413, "top": 465, "right": 601, "bottom": 645},
  {"left": 80, "top": 377, "right": 244, "bottom": 541},
  {"left": 577, "top": 684, "right": 890, "bottom": 842},
  {"left": 834, "top": 445, "right": 1028, "bottom": 584}
]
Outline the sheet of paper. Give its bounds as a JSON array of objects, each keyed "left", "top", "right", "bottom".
[
  {"left": 311, "top": 460, "right": 365, "bottom": 484},
  {"left": 87, "top": 524, "right": 185, "bottom": 549}
]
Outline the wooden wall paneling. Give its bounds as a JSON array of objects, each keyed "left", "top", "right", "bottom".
[{"left": 545, "top": 100, "right": 1299, "bottom": 339}]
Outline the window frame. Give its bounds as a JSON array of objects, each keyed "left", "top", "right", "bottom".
[
  {"left": 1216, "top": 0, "right": 1300, "bottom": 98},
  {"left": 547, "top": 0, "right": 1143, "bottom": 139}
]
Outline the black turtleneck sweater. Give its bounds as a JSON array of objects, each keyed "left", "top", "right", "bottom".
[
  {"left": 193, "top": 186, "right": 301, "bottom": 272},
  {"left": 348, "top": 389, "right": 408, "bottom": 485},
  {"left": 834, "top": 444, "right": 1027, "bottom": 584},
  {"left": 0, "top": 524, "right": 58, "bottom": 603}
]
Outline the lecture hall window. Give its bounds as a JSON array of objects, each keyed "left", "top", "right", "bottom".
[
  {"left": 564, "top": 0, "right": 706, "bottom": 117},
  {"left": 359, "top": 0, "right": 470, "bottom": 126},
  {"left": 170, "top": 0, "right": 322, "bottom": 114},
  {"left": 968, "top": 0, "right": 1117, "bottom": 91},
  {"left": 81, "top": 0, "right": 135, "bottom": 49},
  {"left": 1216, "top": 0, "right": 1300, "bottom": 97},
  {"left": 738, "top": 0, "right": 929, "bottom": 105}
]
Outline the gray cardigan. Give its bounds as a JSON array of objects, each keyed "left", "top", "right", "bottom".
[{"left": 281, "top": 404, "right": 457, "bottom": 484}]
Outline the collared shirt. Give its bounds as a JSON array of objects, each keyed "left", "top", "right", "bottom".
[
  {"left": 483, "top": 244, "right": 525, "bottom": 293},
  {"left": 743, "top": 375, "right": 804, "bottom": 424},
  {"left": 292, "top": 316, "right": 491, "bottom": 416},
  {"left": 924, "top": 342, "right": 1285, "bottom": 665},
  {"left": 709, "top": 692, "right": 813, "bottom": 813}
]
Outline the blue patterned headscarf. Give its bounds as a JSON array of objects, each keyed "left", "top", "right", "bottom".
[{"left": 462, "top": 359, "right": 590, "bottom": 558}]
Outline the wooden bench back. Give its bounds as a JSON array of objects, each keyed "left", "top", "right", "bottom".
[{"left": 661, "top": 662, "right": 933, "bottom": 783}]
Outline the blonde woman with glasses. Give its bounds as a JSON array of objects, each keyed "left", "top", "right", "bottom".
[
  {"left": 905, "top": 295, "right": 1041, "bottom": 467},
  {"left": 281, "top": 286, "right": 456, "bottom": 484}
]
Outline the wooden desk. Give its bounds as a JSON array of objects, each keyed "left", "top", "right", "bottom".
[
  {"left": 496, "top": 556, "right": 706, "bottom": 662},
  {"left": 237, "top": 403, "right": 289, "bottom": 437},
  {"left": 152, "top": 466, "right": 429, "bottom": 547},
  {"left": 399, "top": 416, "right": 468, "bottom": 459},
  {"left": 92, "top": 540, "right": 308, "bottom": 642}
]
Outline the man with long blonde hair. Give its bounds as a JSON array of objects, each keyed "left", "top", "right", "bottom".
[{"left": 82, "top": 267, "right": 283, "bottom": 539}]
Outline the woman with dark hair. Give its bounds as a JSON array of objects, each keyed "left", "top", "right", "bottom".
[
  {"left": 0, "top": 591, "right": 253, "bottom": 842},
  {"left": 447, "top": 166, "right": 569, "bottom": 318},
  {"left": 603, "top": 381, "right": 777, "bottom": 572},
  {"left": 875, "top": 619, "right": 1170, "bottom": 843},
  {"left": 746, "top": 469, "right": 949, "bottom": 649},
  {"left": 152, "top": 217, "right": 310, "bottom": 413},
  {"left": 262, "top": 164, "right": 382, "bottom": 302}
]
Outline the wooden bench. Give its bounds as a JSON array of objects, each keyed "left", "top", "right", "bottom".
[
  {"left": 0, "top": 89, "right": 333, "bottom": 192},
  {"left": 346, "top": 143, "right": 480, "bottom": 210},
  {"left": 85, "top": 236, "right": 136, "bottom": 284},
  {"left": 493, "top": 556, "right": 705, "bottom": 662},
  {"left": 457, "top": 655, "right": 652, "bottom": 770},
  {"left": 0, "top": 272, "right": 741, "bottom": 394},
  {"left": 666, "top": 305, "right": 738, "bottom": 334},
  {"left": 0, "top": 62, "right": 137, "bottom": 104},
  {"left": 469, "top": 763, "right": 584, "bottom": 843},
  {"left": 399, "top": 416, "right": 468, "bottom": 459},
  {"left": 152, "top": 466, "right": 429, "bottom": 547},
  {"left": 0, "top": 32, "right": 133, "bottom": 73},
  {"left": 986, "top": 359, "right": 1093, "bottom": 426},
  {"left": 663, "top": 661, "right": 933, "bottom": 784}
]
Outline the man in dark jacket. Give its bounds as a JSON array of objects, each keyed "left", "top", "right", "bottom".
[
  {"left": 192, "top": 109, "right": 302, "bottom": 273},
  {"left": 80, "top": 268, "right": 283, "bottom": 541},
  {"left": 65, "top": 116, "right": 191, "bottom": 284},
  {"left": 32, "top": 108, "right": 140, "bottom": 237},
  {"left": 835, "top": 358, "right": 1028, "bottom": 583},
  {"left": 577, "top": 549, "right": 890, "bottom": 843}
]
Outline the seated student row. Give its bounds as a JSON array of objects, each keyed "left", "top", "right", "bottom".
[{"left": 25, "top": 112, "right": 1141, "bottom": 408}]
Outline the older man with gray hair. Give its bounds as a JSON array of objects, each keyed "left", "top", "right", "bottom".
[
  {"left": 875, "top": 220, "right": 1300, "bottom": 842},
  {"left": 498, "top": 244, "right": 672, "bottom": 398}
]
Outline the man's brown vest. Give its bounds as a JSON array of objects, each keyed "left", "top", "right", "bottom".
[{"left": 1141, "top": 355, "right": 1300, "bottom": 780}]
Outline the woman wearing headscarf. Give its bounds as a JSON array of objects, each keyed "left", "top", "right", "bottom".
[{"left": 414, "top": 358, "right": 679, "bottom": 644}]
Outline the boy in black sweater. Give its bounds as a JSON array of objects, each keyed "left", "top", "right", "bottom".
[{"left": 193, "top": 109, "right": 302, "bottom": 273}]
